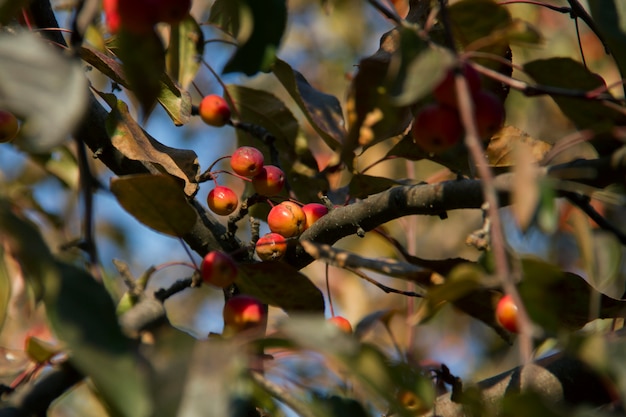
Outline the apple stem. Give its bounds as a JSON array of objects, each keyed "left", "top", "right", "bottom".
[{"left": 325, "top": 263, "right": 335, "bottom": 317}]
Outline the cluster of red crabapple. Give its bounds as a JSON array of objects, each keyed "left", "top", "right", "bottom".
[
  {"left": 411, "top": 63, "right": 506, "bottom": 153},
  {"left": 196, "top": 94, "right": 353, "bottom": 334}
]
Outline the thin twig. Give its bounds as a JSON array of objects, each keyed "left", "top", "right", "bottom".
[
  {"left": 562, "top": 191, "right": 626, "bottom": 246},
  {"left": 345, "top": 266, "right": 424, "bottom": 298},
  {"left": 367, "top": 0, "right": 404, "bottom": 24},
  {"left": 154, "top": 277, "right": 194, "bottom": 302}
]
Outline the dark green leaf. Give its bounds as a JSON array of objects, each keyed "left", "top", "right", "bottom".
[
  {"left": 386, "top": 27, "right": 453, "bottom": 106},
  {"left": 524, "top": 58, "right": 625, "bottom": 131},
  {"left": 81, "top": 45, "right": 192, "bottom": 125},
  {"left": 588, "top": 1, "right": 626, "bottom": 97},
  {"left": 223, "top": 0, "right": 287, "bottom": 75},
  {"left": 448, "top": 0, "right": 511, "bottom": 48},
  {"left": 348, "top": 174, "right": 400, "bottom": 199},
  {"left": 385, "top": 134, "right": 427, "bottom": 161},
  {"left": 115, "top": 28, "right": 165, "bottom": 116},
  {"left": 110, "top": 174, "right": 198, "bottom": 237},
  {"left": 0, "top": 31, "right": 88, "bottom": 153},
  {"left": 47, "top": 262, "right": 152, "bottom": 417},
  {"left": 167, "top": 16, "right": 204, "bottom": 91},
  {"left": 237, "top": 262, "right": 325, "bottom": 314},
  {"left": 272, "top": 58, "right": 345, "bottom": 150},
  {"left": 209, "top": 0, "right": 241, "bottom": 37},
  {"left": 0, "top": 0, "right": 29, "bottom": 24}
]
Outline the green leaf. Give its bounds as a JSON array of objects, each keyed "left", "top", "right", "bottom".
[
  {"left": 237, "top": 262, "right": 325, "bottom": 314},
  {"left": 588, "top": 1, "right": 626, "bottom": 97},
  {"left": 81, "top": 45, "right": 192, "bottom": 126},
  {"left": 348, "top": 174, "right": 401, "bottom": 199},
  {"left": 113, "top": 29, "right": 165, "bottom": 116},
  {"left": 448, "top": 0, "right": 511, "bottom": 48},
  {"left": 110, "top": 174, "right": 198, "bottom": 237},
  {"left": 0, "top": 31, "right": 88, "bottom": 153},
  {"left": 272, "top": 58, "right": 345, "bottom": 150},
  {"left": 167, "top": 16, "right": 204, "bottom": 91},
  {"left": 0, "top": 0, "right": 29, "bottom": 24},
  {"left": 524, "top": 58, "right": 625, "bottom": 131},
  {"left": 47, "top": 262, "right": 152, "bottom": 417},
  {"left": 209, "top": 0, "right": 241, "bottom": 37},
  {"left": 223, "top": 0, "right": 287, "bottom": 75}
]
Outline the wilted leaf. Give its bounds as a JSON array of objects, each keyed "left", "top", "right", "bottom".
[
  {"left": 47, "top": 262, "right": 153, "bottom": 417},
  {"left": 348, "top": 174, "right": 401, "bottom": 199},
  {"left": 104, "top": 95, "right": 199, "bottom": 195},
  {"left": 237, "top": 262, "right": 325, "bottom": 314},
  {"left": 343, "top": 29, "right": 413, "bottom": 167},
  {"left": 0, "top": 247, "right": 10, "bottom": 332},
  {"left": 486, "top": 126, "right": 552, "bottom": 167},
  {"left": 110, "top": 174, "right": 198, "bottom": 237},
  {"left": 0, "top": 31, "right": 88, "bottom": 153},
  {"left": 511, "top": 142, "right": 541, "bottom": 231},
  {"left": 272, "top": 58, "right": 345, "bottom": 150},
  {"left": 223, "top": 0, "right": 287, "bottom": 75},
  {"left": 82, "top": 44, "right": 192, "bottom": 126},
  {"left": 167, "top": 16, "right": 204, "bottom": 91},
  {"left": 524, "top": 58, "right": 625, "bottom": 131}
]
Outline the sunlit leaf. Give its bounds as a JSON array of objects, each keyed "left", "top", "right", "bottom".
[
  {"left": 167, "top": 16, "right": 204, "bottom": 91},
  {"left": 524, "top": 58, "right": 625, "bottom": 131},
  {"left": 104, "top": 95, "right": 199, "bottom": 195},
  {"left": 110, "top": 174, "right": 198, "bottom": 237},
  {"left": 223, "top": 0, "right": 287, "bottom": 75},
  {"left": 237, "top": 262, "right": 325, "bottom": 314},
  {"left": 486, "top": 126, "right": 552, "bottom": 167},
  {"left": 272, "top": 58, "right": 345, "bottom": 150},
  {"left": 0, "top": 31, "right": 88, "bottom": 153},
  {"left": 81, "top": 46, "right": 192, "bottom": 125}
]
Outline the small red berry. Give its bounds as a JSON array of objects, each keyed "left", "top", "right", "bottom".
[
  {"left": 0, "top": 110, "right": 19, "bottom": 143},
  {"left": 252, "top": 165, "right": 285, "bottom": 196},
  {"left": 328, "top": 316, "right": 353, "bottom": 333},
  {"left": 198, "top": 95, "right": 231, "bottom": 127},
  {"left": 223, "top": 295, "right": 266, "bottom": 333},
  {"left": 255, "top": 232, "right": 288, "bottom": 261},
  {"left": 411, "top": 103, "right": 463, "bottom": 154},
  {"left": 473, "top": 90, "right": 505, "bottom": 140},
  {"left": 496, "top": 294, "right": 519, "bottom": 333},
  {"left": 230, "top": 146, "right": 265, "bottom": 177},
  {"left": 267, "top": 201, "right": 307, "bottom": 238},
  {"left": 433, "top": 63, "right": 482, "bottom": 108},
  {"left": 200, "top": 251, "right": 238, "bottom": 288},
  {"left": 301, "top": 203, "right": 329, "bottom": 230},
  {"left": 207, "top": 186, "right": 238, "bottom": 216}
]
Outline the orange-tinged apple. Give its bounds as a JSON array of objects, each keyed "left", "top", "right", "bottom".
[
  {"left": 301, "top": 203, "right": 329, "bottom": 230},
  {"left": 230, "top": 146, "right": 264, "bottom": 177},
  {"left": 255, "top": 232, "right": 288, "bottom": 261},
  {"left": 200, "top": 251, "right": 238, "bottom": 288},
  {"left": 207, "top": 186, "right": 238, "bottom": 216},
  {"left": 328, "top": 316, "right": 353, "bottom": 333},
  {"left": 198, "top": 94, "right": 231, "bottom": 127},
  {"left": 252, "top": 165, "right": 285, "bottom": 196},
  {"left": 223, "top": 295, "right": 266, "bottom": 333},
  {"left": 267, "top": 201, "right": 306, "bottom": 238},
  {"left": 496, "top": 294, "right": 519, "bottom": 333}
]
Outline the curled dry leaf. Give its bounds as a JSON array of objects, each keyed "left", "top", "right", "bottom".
[{"left": 486, "top": 125, "right": 552, "bottom": 168}]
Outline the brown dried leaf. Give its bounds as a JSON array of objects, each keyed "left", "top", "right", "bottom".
[
  {"left": 511, "top": 142, "right": 541, "bottom": 231},
  {"left": 486, "top": 125, "right": 552, "bottom": 167},
  {"left": 104, "top": 95, "right": 199, "bottom": 196}
]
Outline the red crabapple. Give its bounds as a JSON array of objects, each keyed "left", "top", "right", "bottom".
[
  {"left": 200, "top": 251, "right": 238, "bottom": 288},
  {"left": 230, "top": 146, "right": 265, "bottom": 177},
  {"left": 328, "top": 316, "right": 353, "bottom": 333},
  {"left": 0, "top": 110, "right": 19, "bottom": 143},
  {"left": 252, "top": 165, "right": 285, "bottom": 196},
  {"left": 411, "top": 103, "right": 463, "bottom": 154},
  {"left": 473, "top": 90, "right": 506, "bottom": 140},
  {"left": 255, "top": 232, "right": 288, "bottom": 261},
  {"left": 496, "top": 294, "right": 519, "bottom": 333},
  {"left": 207, "top": 186, "right": 238, "bottom": 216},
  {"left": 198, "top": 95, "right": 231, "bottom": 127},
  {"left": 301, "top": 203, "right": 329, "bottom": 230},
  {"left": 267, "top": 201, "right": 307, "bottom": 238},
  {"left": 223, "top": 295, "right": 266, "bottom": 333},
  {"left": 433, "top": 63, "right": 482, "bottom": 108}
]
